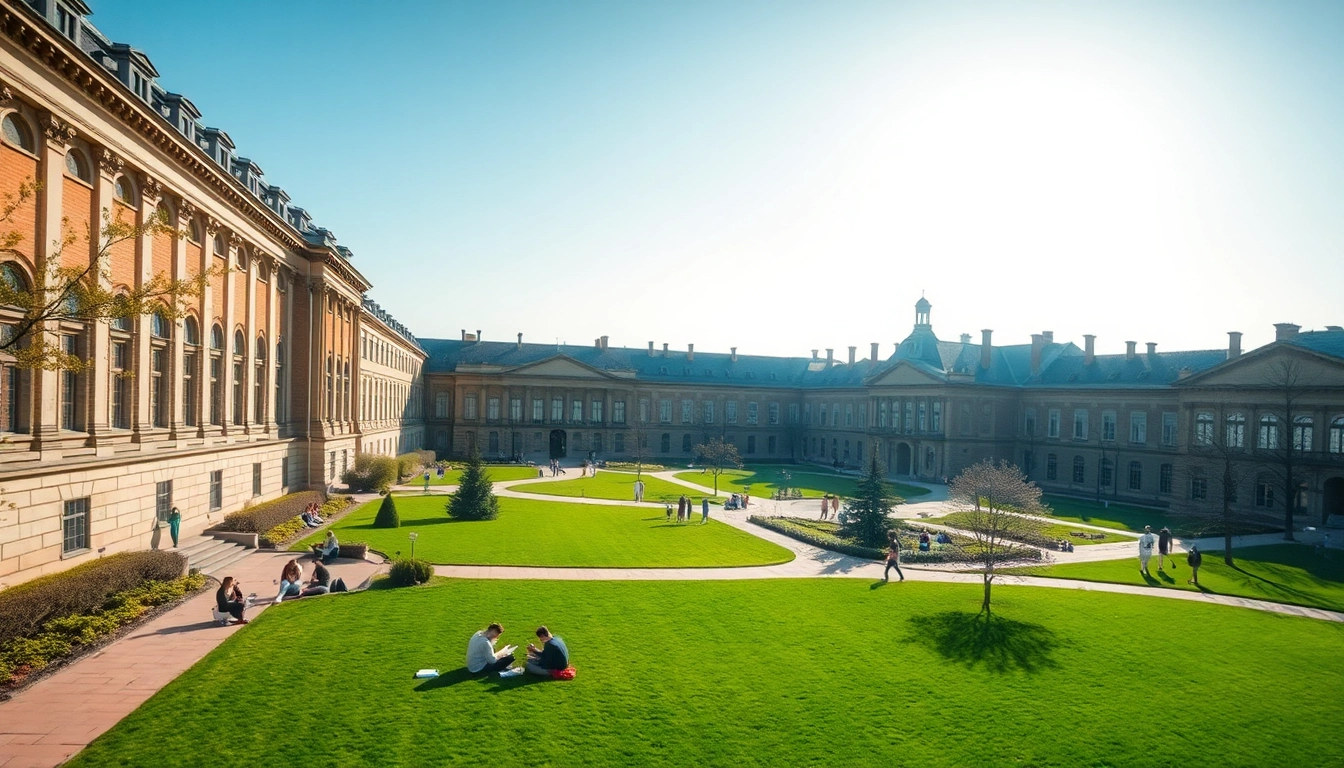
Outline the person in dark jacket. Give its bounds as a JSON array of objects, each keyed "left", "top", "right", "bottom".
[
  {"left": 525, "top": 626, "right": 570, "bottom": 676},
  {"left": 883, "top": 530, "right": 904, "bottom": 583},
  {"left": 1157, "top": 526, "right": 1175, "bottom": 571},
  {"left": 1187, "top": 546, "right": 1203, "bottom": 586},
  {"left": 216, "top": 576, "right": 249, "bottom": 624}
]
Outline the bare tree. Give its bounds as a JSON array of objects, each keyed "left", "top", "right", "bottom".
[
  {"left": 624, "top": 421, "right": 652, "bottom": 479},
  {"left": 947, "top": 460, "right": 1047, "bottom": 615},
  {"left": 1259, "top": 357, "right": 1316, "bottom": 540},
  {"left": 1174, "top": 412, "right": 1259, "bottom": 566},
  {"left": 692, "top": 437, "right": 742, "bottom": 495}
]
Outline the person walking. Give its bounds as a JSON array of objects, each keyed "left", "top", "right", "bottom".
[
  {"left": 884, "top": 531, "right": 904, "bottom": 582},
  {"left": 665, "top": 502, "right": 673, "bottom": 522},
  {"left": 1157, "top": 526, "right": 1174, "bottom": 571},
  {"left": 677, "top": 495, "right": 687, "bottom": 523},
  {"left": 1187, "top": 545, "right": 1203, "bottom": 586},
  {"left": 423, "top": 470, "right": 432, "bottom": 493},
  {"left": 167, "top": 506, "right": 181, "bottom": 548},
  {"left": 830, "top": 495, "right": 841, "bottom": 519},
  {"left": 820, "top": 496, "right": 829, "bottom": 521},
  {"left": 701, "top": 497, "right": 710, "bottom": 524},
  {"left": 1138, "top": 525, "right": 1156, "bottom": 576},
  {"left": 634, "top": 479, "right": 645, "bottom": 503}
]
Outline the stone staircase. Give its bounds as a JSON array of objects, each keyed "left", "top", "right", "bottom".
[{"left": 178, "top": 535, "right": 252, "bottom": 578}]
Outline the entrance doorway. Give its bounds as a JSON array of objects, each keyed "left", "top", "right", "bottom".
[
  {"left": 895, "top": 443, "right": 912, "bottom": 476},
  {"left": 1324, "top": 477, "right": 1344, "bottom": 524},
  {"left": 549, "top": 429, "right": 568, "bottom": 460}
]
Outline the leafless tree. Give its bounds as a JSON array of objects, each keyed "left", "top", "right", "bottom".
[
  {"left": 1174, "top": 412, "right": 1259, "bottom": 567},
  {"left": 1259, "top": 357, "right": 1317, "bottom": 540},
  {"left": 693, "top": 437, "right": 742, "bottom": 495},
  {"left": 624, "top": 421, "right": 652, "bottom": 479},
  {"left": 947, "top": 460, "right": 1048, "bottom": 615}
]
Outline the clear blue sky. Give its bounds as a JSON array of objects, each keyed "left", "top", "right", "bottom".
[{"left": 90, "top": 0, "right": 1344, "bottom": 358}]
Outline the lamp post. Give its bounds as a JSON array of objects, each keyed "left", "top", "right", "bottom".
[{"left": 409, "top": 532, "right": 419, "bottom": 560}]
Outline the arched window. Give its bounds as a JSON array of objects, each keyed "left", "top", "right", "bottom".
[
  {"left": 113, "top": 175, "right": 135, "bottom": 206},
  {"left": 660, "top": 433, "right": 671, "bottom": 453},
  {"left": 1, "top": 262, "right": 28, "bottom": 295},
  {"left": 1330, "top": 416, "right": 1344, "bottom": 454},
  {"left": 681, "top": 434, "right": 692, "bottom": 453},
  {"left": 1225, "top": 412, "right": 1245, "bottom": 449},
  {"left": 188, "top": 218, "right": 202, "bottom": 244},
  {"left": 232, "top": 329, "right": 245, "bottom": 356},
  {"left": 213, "top": 233, "right": 227, "bottom": 256},
  {"left": 210, "top": 324, "right": 225, "bottom": 351},
  {"left": 254, "top": 335, "right": 267, "bottom": 362},
  {"left": 1293, "top": 416, "right": 1314, "bottom": 452},
  {"left": 1194, "top": 412, "right": 1214, "bottom": 446},
  {"left": 150, "top": 311, "right": 171, "bottom": 339},
  {"left": 183, "top": 316, "right": 200, "bottom": 347},
  {"left": 1259, "top": 414, "right": 1280, "bottom": 450},
  {"left": 254, "top": 335, "right": 267, "bottom": 425},
  {"left": 64, "top": 149, "right": 90, "bottom": 182},
  {"left": 1, "top": 114, "right": 33, "bottom": 152},
  {"left": 275, "top": 340, "right": 285, "bottom": 425}
]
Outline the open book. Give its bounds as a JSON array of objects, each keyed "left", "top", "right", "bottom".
[{"left": 500, "top": 644, "right": 518, "bottom": 657}]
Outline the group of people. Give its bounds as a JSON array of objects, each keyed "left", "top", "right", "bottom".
[
  {"left": 817, "top": 495, "right": 841, "bottom": 521},
  {"left": 666, "top": 495, "right": 710, "bottom": 524},
  {"left": 466, "top": 623, "right": 574, "bottom": 679},
  {"left": 274, "top": 558, "right": 347, "bottom": 602},
  {"left": 1055, "top": 539, "right": 1076, "bottom": 553},
  {"left": 1137, "top": 524, "right": 1203, "bottom": 585},
  {"left": 723, "top": 493, "right": 749, "bottom": 510},
  {"left": 546, "top": 459, "right": 568, "bottom": 477},
  {"left": 914, "top": 529, "right": 950, "bottom": 551},
  {"left": 300, "top": 503, "right": 326, "bottom": 528}
]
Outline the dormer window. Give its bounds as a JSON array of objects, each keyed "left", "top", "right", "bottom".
[
  {"left": 130, "top": 71, "right": 149, "bottom": 101},
  {"left": 55, "top": 4, "right": 78, "bottom": 40}
]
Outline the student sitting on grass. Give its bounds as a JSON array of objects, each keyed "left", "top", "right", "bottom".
[
  {"left": 466, "top": 623, "right": 518, "bottom": 676},
  {"left": 525, "top": 625, "right": 571, "bottom": 677}
]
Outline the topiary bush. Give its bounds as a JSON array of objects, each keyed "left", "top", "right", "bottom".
[
  {"left": 341, "top": 454, "right": 400, "bottom": 493},
  {"left": 447, "top": 448, "right": 498, "bottom": 521},
  {"left": 387, "top": 558, "right": 434, "bottom": 587},
  {"left": 215, "top": 490, "right": 326, "bottom": 534},
  {"left": 373, "top": 495, "right": 400, "bottom": 528}
]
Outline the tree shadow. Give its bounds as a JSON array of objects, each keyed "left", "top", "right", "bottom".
[{"left": 905, "top": 611, "right": 1061, "bottom": 674}]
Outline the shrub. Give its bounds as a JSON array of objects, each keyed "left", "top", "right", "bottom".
[
  {"left": 396, "top": 452, "right": 425, "bottom": 481},
  {"left": 387, "top": 558, "right": 434, "bottom": 587},
  {"left": 447, "top": 449, "right": 498, "bottom": 521},
  {"left": 746, "top": 516, "right": 1028, "bottom": 565},
  {"left": 341, "top": 454, "right": 399, "bottom": 493},
  {"left": 373, "top": 495, "right": 400, "bottom": 528},
  {"left": 0, "top": 551, "right": 186, "bottom": 649},
  {"left": 259, "top": 495, "right": 355, "bottom": 548},
  {"left": 215, "top": 490, "right": 326, "bottom": 534}
]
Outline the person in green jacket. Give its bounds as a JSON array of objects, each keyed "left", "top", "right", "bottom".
[{"left": 168, "top": 506, "right": 182, "bottom": 548}]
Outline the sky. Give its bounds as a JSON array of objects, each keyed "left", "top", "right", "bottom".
[{"left": 89, "top": 0, "right": 1344, "bottom": 359}]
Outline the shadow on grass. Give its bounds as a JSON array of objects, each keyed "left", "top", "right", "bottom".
[{"left": 906, "top": 611, "right": 1061, "bottom": 674}]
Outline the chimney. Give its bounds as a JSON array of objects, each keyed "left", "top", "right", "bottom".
[
  {"left": 980, "top": 329, "right": 993, "bottom": 370},
  {"left": 1227, "top": 331, "right": 1242, "bottom": 360},
  {"left": 687, "top": 344, "right": 694, "bottom": 361},
  {"left": 475, "top": 330, "right": 482, "bottom": 344},
  {"left": 1146, "top": 342, "right": 1157, "bottom": 357},
  {"left": 730, "top": 347, "right": 738, "bottom": 362},
  {"left": 662, "top": 343, "right": 668, "bottom": 357},
  {"left": 848, "top": 346, "right": 856, "bottom": 365},
  {"left": 1274, "top": 323, "right": 1301, "bottom": 341},
  {"left": 960, "top": 333, "right": 971, "bottom": 344},
  {"left": 1030, "top": 334, "right": 1044, "bottom": 376},
  {"left": 517, "top": 332, "right": 523, "bottom": 349},
  {"left": 461, "top": 328, "right": 466, "bottom": 341},
  {"left": 1043, "top": 330, "right": 1054, "bottom": 344},
  {"left": 1125, "top": 341, "right": 1137, "bottom": 360},
  {"left": 648, "top": 341, "right": 655, "bottom": 356},
  {"left": 1083, "top": 334, "right": 1096, "bottom": 365},
  {"left": 601, "top": 335, "right": 609, "bottom": 351},
  {"left": 594, "top": 338, "right": 601, "bottom": 349},
  {"left": 871, "top": 342, "right": 880, "bottom": 361},
  {"left": 826, "top": 348, "right": 834, "bottom": 365},
  {"left": 811, "top": 349, "right": 818, "bottom": 360}
]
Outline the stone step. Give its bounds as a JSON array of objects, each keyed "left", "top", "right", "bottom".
[
  {"left": 182, "top": 539, "right": 236, "bottom": 564},
  {"left": 192, "top": 542, "right": 252, "bottom": 576},
  {"left": 178, "top": 536, "right": 226, "bottom": 559}
]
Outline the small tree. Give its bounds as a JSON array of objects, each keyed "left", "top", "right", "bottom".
[
  {"left": 448, "top": 448, "right": 498, "bottom": 521},
  {"left": 626, "top": 422, "right": 651, "bottom": 479},
  {"left": 947, "top": 460, "right": 1047, "bottom": 615},
  {"left": 373, "top": 494, "right": 400, "bottom": 528},
  {"left": 840, "top": 454, "right": 904, "bottom": 547},
  {"left": 1175, "top": 420, "right": 1261, "bottom": 567},
  {"left": 693, "top": 437, "right": 743, "bottom": 495}
]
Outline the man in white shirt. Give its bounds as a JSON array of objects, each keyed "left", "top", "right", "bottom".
[
  {"left": 466, "top": 623, "right": 517, "bottom": 675},
  {"left": 633, "top": 479, "right": 645, "bottom": 503},
  {"left": 1138, "top": 525, "right": 1156, "bottom": 576}
]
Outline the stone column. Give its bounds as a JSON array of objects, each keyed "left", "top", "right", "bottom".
[
  {"left": 168, "top": 198, "right": 191, "bottom": 440},
  {"left": 198, "top": 218, "right": 219, "bottom": 438},
  {"left": 263, "top": 257, "right": 279, "bottom": 434},
  {"left": 242, "top": 245, "right": 258, "bottom": 434},
  {"left": 30, "top": 117, "right": 77, "bottom": 455},
  {"left": 219, "top": 231, "right": 237, "bottom": 436},
  {"left": 131, "top": 174, "right": 163, "bottom": 443}
]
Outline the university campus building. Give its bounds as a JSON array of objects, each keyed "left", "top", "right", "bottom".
[{"left": 1, "top": 0, "right": 1342, "bottom": 588}]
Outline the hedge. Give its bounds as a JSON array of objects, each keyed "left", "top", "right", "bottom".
[
  {"left": 0, "top": 551, "right": 187, "bottom": 651},
  {"left": 746, "top": 516, "right": 1039, "bottom": 565},
  {"left": 215, "top": 490, "right": 326, "bottom": 535},
  {"left": 342, "top": 454, "right": 399, "bottom": 493},
  {"left": 259, "top": 495, "right": 354, "bottom": 548},
  {"left": 1, "top": 571, "right": 205, "bottom": 686},
  {"left": 604, "top": 462, "right": 667, "bottom": 472},
  {"left": 388, "top": 558, "right": 434, "bottom": 587}
]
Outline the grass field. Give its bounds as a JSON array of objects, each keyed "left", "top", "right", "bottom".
[
  {"left": 923, "top": 510, "right": 1132, "bottom": 546},
  {"left": 512, "top": 472, "right": 718, "bottom": 505},
  {"left": 292, "top": 496, "right": 791, "bottom": 568},
  {"left": 412, "top": 465, "right": 541, "bottom": 486},
  {"left": 1040, "top": 495, "right": 1182, "bottom": 533},
  {"left": 1008, "top": 543, "right": 1344, "bottom": 612},
  {"left": 674, "top": 466, "right": 930, "bottom": 500},
  {"left": 70, "top": 579, "right": 1344, "bottom": 768}
]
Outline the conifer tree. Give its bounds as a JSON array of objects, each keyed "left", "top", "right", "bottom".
[
  {"left": 447, "top": 448, "right": 499, "bottom": 521},
  {"left": 373, "top": 494, "right": 400, "bottom": 528},
  {"left": 841, "top": 454, "right": 904, "bottom": 547}
]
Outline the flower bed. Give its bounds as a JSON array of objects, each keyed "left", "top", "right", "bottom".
[
  {"left": 259, "top": 495, "right": 355, "bottom": 548},
  {"left": 212, "top": 491, "right": 326, "bottom": 535},
  {"left": 749, "top": 516, "right": 1040, "bottom": 565}
]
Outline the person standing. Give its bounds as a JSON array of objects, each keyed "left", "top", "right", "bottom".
[
  {"left": 665, "top": 502, "right": 673, "bottom": 522},
  {"left": 884, "top": 531, "right": 905, "bottom": 582},
  {"left": 1186, "top": 545, "right": 1203, "bottom": 586},
  {"left": 168, "top": 506, "right": 181, "bottom": 548},
  {"left": 820, "top": 496, "right": 829, "bottom": 521},
  {"left": 634, "top": 479, "right": 645, "bottom": 503},
  {"left": 677, "top": 495, "right": 687, "bottom": 523},
  {"left": 424, "top": 470, "right": 432, "bottom": 493},
  {"left": 1138, "top": 525, "right": 1157, "bottom": 576},
  {"left": 1157, "top": 526, "right": 1174, "bottom": 571},
  {"left": 701, "top": 497, "right": 710, "bottom": 524},
  {"left": 830, "top": 495, "right": 841, "bottom": 519}
]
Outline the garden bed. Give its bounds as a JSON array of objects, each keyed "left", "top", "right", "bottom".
[
  {"left": 258, "top": 495, "right": 356, "bottom": 548},
  {"left": 749, "top": 516, "right": 970, "bottom": 564}
]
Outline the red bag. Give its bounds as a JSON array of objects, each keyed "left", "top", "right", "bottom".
[{"left": 550, "top": 667, "right": 577, "bottom": 681}]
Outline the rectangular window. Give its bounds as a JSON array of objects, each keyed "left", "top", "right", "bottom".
[
  {"left": 746, "top": 435, "right": 756, "bottom": 454},
  {"left": 1130, "top": 412, "right": 1147, "bottom": 444},
  {"left": 528, "top": 398, "right": 542, "bottom": 422},
  {"left": 252, "top": 463, "right": 262, "bottom": 496},
  {"left": 1072, "top": 457, "right": 1085, "bottom": 484},
  {"left": 960, "top": 404, "right": 971, "bottom": 436},
  {"left": 571, "top": 399, "right": 583, "bottom": 422},
  {"left": 844, "top": 404, "right": 853, "bottom": 427},
  {"left": 918, "top": 402, "right": 927, "bottom": 433},
  {"left": 880, "top": 401, "right": 889, "bottom": 428},
  {"left": 614, "top": 433, "right": 625, "bottom": 452},
  {"left": 1159, "top": 464, "right": 1173, "bottom": 494},
  {"left": 591, "top": 400, "right": 603, "bottom": 423},
  {"left": 832, "top": 403, "right": 839, "bottom": 427},
  {"left": 1047, "top": 409, "right": 1060, "bottom": 438},
  {"left": 1100, "top": 459, "right": 1113, "bottom": 487},
  {"left": 552, "top": 397, "right": 564, "bottom": 422},
  {"left": 488, "top": 431, "right": 500, "bottom": 454},
  {"left": 1128, "top": 462, "right": 1143, "bottom": 491},
  {"left": 1162, "top": 412, "right": 1177, "bottom": 446},
  {"left": 487, "top": 397, "right": 500, "bottom": 420},
  {"left": 209, "top": 470, "right": 223, "bottom": 510},
  {"left": 769, "top": 403, "right": 780, "bottom": 426},
  {"left": 510, "top": 397, "right": 522, "bottom": 421},
  {"left": 1046, "top": 454, "right": 1057, "bottom": 481},
  {"left": 788, "top": 403, "right": 799, "bottom": 424},
  {"left": 931, "top": 401, "right": 941, "bottom": 432},
  {"left": 703, "top": 400, "right": 714, "bottom": 424},
  {"left": 821, "top": 404, "right": 828, "bottom": 427},
  {"left": 613, "top": 400, "right": 625, "bottom": 424},
  {"left": 61, "top": 335, "right": 78, "bottom": 430},
  {"left": 1190, "top": 476, "right": 1207, "bottom": 500},
  {"left": 62, "top": 498, "right": 90, "bottom": 554},
  {"left": 638, "top": 398, "right": 649, "bottom": 423},
  {"left": 1073, "top": 409, "right": 1088, "bottom": 440},
  {"left": 464, "top": 394, "right": 477, "bottom": 420},
  {"left": 232, "top": 362, "right": 244, "bottom": 425},
  {"left": 725, "top": 401, "right": 738, "bottom": 424},
  {"left": 768, "top": 435, "right": 777, "bottom": 453},
  {"left": 803, "top": 403, "right": 811, "bottom": 425},
  {"left": 1256, "top": 481, "right": 1275, "bottom": 508},
  {"left": 1101, "top": 411, "right": 1116, "bottom": 442},
  {"left": 183, "top": 353, "right": 196, "bottom": 427},
  {"left": 904, "top": 402, "right": 913, "bottom": 433},
  {"left": 659, "top": 399, "right": 672, "bottom": 423},
  {"left": 1024, "top": 409, "right": 1036, "bottom": 437},
  {"left": 681, "top": 399, "right": 693, "bottom": 424},
  {"left": 281, "top": 456, "right": 290, "bottom": 489},
  {"left": 747, "top": 402, "right": 758, "bottom": 425},
  {"left": 592, "top": 433, "right": 603, "bottom": 453},
  {"left": 155, "top": 481, "right": 173, "bottom": 525}
]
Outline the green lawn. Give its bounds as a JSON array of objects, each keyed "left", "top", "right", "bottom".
[
  {"left": 923, "top": 510, "right": 1132, "bottom": 546},
  {"left": 71, "top": 579, "right": 1344, "bottom": 768},
  {"left": 1041, "top": 494, "right": 1182, "bottom": 534},
  {"left": 674, "top": 467, "right": 930, "bottom": 500},
  {"left": 1010, "top": 543, "right": 1344, "bottom": 612},
  {"left": 512, "top": 472, "right": 718, "bottom": 505},
  {"left": 413, "top": 465, "right": 541, "bottom": 486},
  {"left": 292, "top": 495, "right": 791, "bottom": 568}
]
